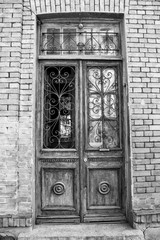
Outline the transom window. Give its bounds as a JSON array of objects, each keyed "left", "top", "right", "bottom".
[{"left": 40, "top": 21, "right": 120, "bottom": 56}]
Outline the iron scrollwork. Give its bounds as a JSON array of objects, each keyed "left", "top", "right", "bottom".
[
  {"left": 43, "top": 66, "right": 75, "bottom": 149},
  {"left": 88, "top": 66, "right": 119, "bottom": 149}
]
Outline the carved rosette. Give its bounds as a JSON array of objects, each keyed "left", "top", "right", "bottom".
[
  {"left": 98, "top": 181, "right": 110, "bottom": 195},
  {"left": 52, "top": 182, "right": 65, "bottom": 195}
]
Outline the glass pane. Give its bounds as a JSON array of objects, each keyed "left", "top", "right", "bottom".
[
  {"left": 84, "top": 28, "right": 119, "bottom": 56},
  {"left": 103, "top": 121, "right": 119, "bottom": 149},
  {"left": 102, "top": 68, "right": 116, "bottom": 92},
  {"left": 43, "top": 66, "right": 75, "bottom": 149},
  {"left": 63, "top": 28, "right": 77, "bottom": 54},
  {"left": 104, "top": 94, "right": 117, "bottom": 118},
  {"left": 88, "top": 67, "right": 101, "bottom": 93},
  {"left": 46, "top": 28, "right": 61, "bottom": 55},
  {"left": 89, "top": 94, "right": 102, "bottom": 119},
  {"left": 84, "top": 29, "right": 100, "bottom": 55},
  {"left": 88, "top": 121, "right": 102, "bottom": 148}
]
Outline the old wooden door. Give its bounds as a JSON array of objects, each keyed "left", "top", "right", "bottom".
[
  {"left": 36, "top": 60, "right": 125, "bottom": 223},
  {"left": 36, "top": 18, "right": 125, "bottom": 223}
]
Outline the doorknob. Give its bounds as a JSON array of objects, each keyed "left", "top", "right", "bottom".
[{"left": 84, "top": 157, "right": 87, "bottom": 162}]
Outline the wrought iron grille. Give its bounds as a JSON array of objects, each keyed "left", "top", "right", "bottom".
[
  {"left": 87, "top": 66, "right": 119, "bottom": 149},
  {"left": 41, "top": 29, "right": 120, "bottom": 56},
  {"left": 43, "top": 66, "right": 75, "bottom": 149}
]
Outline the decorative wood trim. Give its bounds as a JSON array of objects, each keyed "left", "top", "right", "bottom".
[
  {"left": 39, "top": 55, "right": 123, "bottom": 61},
  {"left": 39, "top": 158, "right": 78, "bottom": 162}
]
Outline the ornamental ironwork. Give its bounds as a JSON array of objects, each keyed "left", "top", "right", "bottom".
[
  {"left": 87, "top": 66, "right": 119, "bottom": 149},
  {"left": 43, "top": 66, "right": 75, "bottom": 149},
  {"left": 41, "top": 29, "right": 120, "bottom": 56}
]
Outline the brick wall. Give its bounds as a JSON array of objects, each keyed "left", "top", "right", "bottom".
[
  {"left": 0, "top": 0, "right": 34, "bottom": 227},
  {"left": 0, "top": 0, "right": 22, "bottom": 218},
  {"left": 0, "top": 0, "right": 160, "bottom": 228},
  {"left": 30, "top": 0, "right": 126, "bottom": 13},
  {"left": 126, "top": 0, "right": 160, "bottom": 225}
]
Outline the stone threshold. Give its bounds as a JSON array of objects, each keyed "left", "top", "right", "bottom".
[{"left": 18, "top": 223, "right": 144, "bottom": 240}]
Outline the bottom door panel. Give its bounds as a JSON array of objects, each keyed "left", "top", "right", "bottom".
[
  {"left": 83, "top": 158, "right": 125, "bottom": 222},
  {"left": 36, "top": 159, "right": 80, "bottom": 223},
  {"left": 42, "top": 168, "right": 76, "bottom": 211},
  {"left": 87, "top": 168, "right": 120, "bottom": 209}
]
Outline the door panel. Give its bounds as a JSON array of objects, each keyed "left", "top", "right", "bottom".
[
  {"left": 42, "top": 167, "right": 76, "bottom": 210},
  {"left": 83, "top": 61, "right": 124, "bottom": 222},
  {"left": 36, "top": 61, "right": 80, "bottom": 223},
  {"left": 87, "top": 167, "right": 120, "bottom": 208}
]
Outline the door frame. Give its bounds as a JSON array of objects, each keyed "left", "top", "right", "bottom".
[
  {"left": 35, "top": 59, "right": 126, "bottom": 223},
  {"left": 35, "top": 14, "right": 132, "bottom": 224}
]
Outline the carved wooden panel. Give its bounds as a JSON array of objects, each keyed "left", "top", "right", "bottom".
[
  {"left": 87, "top": 168, "right": 120, "bottom": 209},
  {"left": 42, "top": 168, "right": 76, "bottom": 210}
]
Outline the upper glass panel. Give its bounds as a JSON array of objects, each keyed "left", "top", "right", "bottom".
[
  {"left": 87, "top": 66, "right": 120, "bottom": 150},
  {"left": 43, "top": 66, "right": 75, "bottom": 149},
  {"left": 41, "top": 21, "right": 120, "bottom": 56}
]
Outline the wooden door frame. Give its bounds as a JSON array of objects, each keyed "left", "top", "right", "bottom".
[{"left": 35, "top": 15, "right": 132, "bottom": 224}]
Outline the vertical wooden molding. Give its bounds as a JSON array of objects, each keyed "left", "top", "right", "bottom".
[{"left": 31, "top": 11, "right": 37, "bottom": 226}]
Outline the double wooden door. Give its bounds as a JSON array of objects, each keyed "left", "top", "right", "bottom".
[{"left": 36, "top": 60, "right": 125, "bottom": 223}]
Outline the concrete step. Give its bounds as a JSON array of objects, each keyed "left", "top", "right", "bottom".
[{"left": 18, "top": 223, "right": 144, "bottom": 240}]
